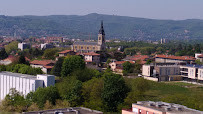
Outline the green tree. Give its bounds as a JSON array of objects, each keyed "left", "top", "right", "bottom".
[
  {"left": 61, "top": 55, "right": 85, "bottom": 77},
  {"left": 5, "top": 41, "right": 18, "bottom": 54},
  {"left": 122, "top": 61, "right": 133, "bottom": 74},
  {"left": 101, "top": 72, "right": 129, "bottom": 112},
  {"left": 18, "top": 55, "right": 29, "bottom": 65},
  {"left": 32, "top": 86, "right": 59, "bottom": 108},
  {"left": 51, "top": 57, "right": 64, "bottom": 76},
  {"left": 56, "top": 77, "right": 82, "bottom": 106},
  {"left": 82, "top": 78, "right": 104, "bottom": 111},
  {"left": 43, "top": 48, "right": 58, "bottom": 60},
  {"left": 0, "top": 48, "right": 8, "bottom": 60}
]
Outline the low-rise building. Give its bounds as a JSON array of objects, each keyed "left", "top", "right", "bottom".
[
  {"left": 40, "top": 43, "right": 54, "bottom": 50},
  {"left": 197, "top": 54, "right": 203, "bottom": 62},
  {"left": 83, "top": 52, "right": 100, "bottom": 64},
  {"left": 58, "top": 50, "right": 76, "bottom": 57},
  {"left": 142, "top": 64, "right": 181, "bottom": 81},
  {"left": 18, "top": 42, "right": 30, "bottom": 50},
  {"left": 180, "top": 65, "right": 203, "bottom": 83},
  {"left": 124, "top": 55, "right": 150, "bottom": 64},
  {"left": 0, "top": 72, "right": 55, "bottom": 101},
  {"left": 30, "top": 60, "right": 55, "bottom": 74},
  {"left": 109, "top": 61, "right": 134, "bottom": 73},
  {"left": 155, "top": 55, "right": 195, "bottom": 64},
  {"left": 122, "top": 101, "right": 202, "bottom": 114}
]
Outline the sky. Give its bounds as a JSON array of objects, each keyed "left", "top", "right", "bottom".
[{"left": 0, "top": 0, "right": 203, "bottom": 20}]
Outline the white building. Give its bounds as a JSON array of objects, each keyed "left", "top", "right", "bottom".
[
  {"left": 0, "top": 72, "right": 55, "bottom": 101},
  {"left": 18, "top": 42, "right": 30, "bottom": 50},
  {"left": 41, "top": 43, "right": 54, "bottom": 50}
]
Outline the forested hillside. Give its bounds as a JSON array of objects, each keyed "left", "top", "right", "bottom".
[{"left": 0, "top": 13, "right": 203, "bottom": 40}]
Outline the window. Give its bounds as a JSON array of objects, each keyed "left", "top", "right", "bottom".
[
  {"left": 93, "top": 47, "right": 95, "bottom": 49},
  {"left": 81, "top": 46, "right": 83, "bottom": 49},
  {"left": 75, "top": 46, "right": 77, "bottom": 49},
  {"left": 87, "top": 47, "right": 89, "bottom": 49}
]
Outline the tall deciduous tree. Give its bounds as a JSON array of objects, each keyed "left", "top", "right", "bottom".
[
  {"left": 101, "top": 72, "right": 128, "bottom": 112},
  {"left": 51, "top": 57, "right": 64, "bottom": 76},
  {"left": 0, "top": 48, "right": 8, "bottom": 60},
  {"left": 61, "top": 55, "right": 85, "bottom": 77}
]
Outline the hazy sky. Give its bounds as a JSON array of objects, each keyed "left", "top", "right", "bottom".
[{"left": 0, "top": 0, "right": 203, "bottom": 20}]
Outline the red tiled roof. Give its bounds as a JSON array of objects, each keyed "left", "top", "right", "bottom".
[
  {"left": 84, "top": 52, "right": 100, "bottom": 56},
  {"left": 3, "top": 55, "right": 17, "bottom": 62},
  {"left": 58, "top": 50, "right": 73, "bottom": 54},
  {"left": 198, "top": 54, "right": 203, "bottom": 58},
  {"left": 155, "top": 55, "right": 196, "bottom": 61},
  {"left": 115, "top": 61, "right": 134, "bottom": 64},
  {"left": 30, "top": 60, "right": 55, "bottom": 66},
  {"left": 43, "top": 65, "right": 53, "bottom": 69}
]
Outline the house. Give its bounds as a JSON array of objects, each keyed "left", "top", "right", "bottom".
[
  {"left": 71, "top": 21, "right": 106, "bottom": 52},
  {"left": 124, "top": 55, "right": 150, "bottom": 64},
  {"left": 197, "top": 54, "right": 203, "bottom": 62},
  {"left": 155, "top": 55, "right": 196, "bottom": 64},
  {"left": 0, "top": 55, "right": 18, "bottom": 65},
  {"left": 109, "top": 61, "right": 134, "bottom": 73},
  {"left": 83, "top": 52, "right": 100, "bottom": 64},
  {"left": 0, "top": 72, "right": 55, "bottom": 101},
  {"left": 30, "top": 60, "right": 55, "bottom": 74},
  {"left": 58, "top": 50, "right": 76, "bottom": 57},
  {"left": 122, "top": 101, "right": 202, "bottom": 114}
]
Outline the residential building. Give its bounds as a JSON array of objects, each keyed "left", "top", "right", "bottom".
[
  {"left": 155, "top": 55, "right": 195, "bottom": 64},
  {"left": 30, "top": 60, "right": 55, "bottom": 74},
  {"left": 18, "top": 42, "right": 30, "bottom": 50},
  {"left": 58, "top": 50, "right": 76, "bottom": 57},
  {"left": 180, "top": 65, "right": 203, "bottom": 83},
  {"left": 109, "top": 61, "right": 134, "bottom": 73},
  {"left": 124, "top": 55, "right": 150, "bottom": 64},
  {"left": 197, "top": 54, "right": 203, "bottom": 62},
  {"left": 40, "top": 43, "right": 54, "bottom": 50},
  {"left": 83, "top": 52, "right": 100, "bottom": 64},
  {"left": 142, "top": 64, "right": 181, "bottom": 81},
  {"left": 72, "top": 21, "right": 106, "bottom": 52},
  {"left": 23, "top": 107, "right": 103, "bottom": 114},
  {"left": 0, "top": 72, "right": 55, "bottom": 101},
  {"left": 122, "top": 101, "right": 202, "bottom": 114}
]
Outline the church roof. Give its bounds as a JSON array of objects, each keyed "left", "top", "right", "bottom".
[{"left": 73, "top": 41, "right": 98, "bottom": 46}]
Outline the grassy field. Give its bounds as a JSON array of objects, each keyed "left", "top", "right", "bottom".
[{"left": 143, "top": 81, "right": 203, "bottom": 111}]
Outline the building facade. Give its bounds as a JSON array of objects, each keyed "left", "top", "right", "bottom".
[
  {"left": 18, "top": 42, "right": 30, "bottom": 50},
  {"left": 155, "top": 55, "right": 195, "bottom": 64},
  {"left": 72, "top": 21, "right": 106, "bottom": 52},
  {"left": 30, "top": 60, "right": 55, "bottom": 74},
  {"left": 0, "top": 72, "right": 55, "bottom": 101},
  {"left": 58, "top": 50, "right": 76, "bottom": 57},
  {"left": 83, "top": 52, "right": 100, "bottom": 64}
]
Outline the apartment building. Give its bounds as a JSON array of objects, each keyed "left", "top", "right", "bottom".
[
  {"left": 142, "top": 64, "right": 181, "bottom": 82},
  {"left": 83, "top": 52, "right": 100, "bottom": 64},
  {"left": 0, "top": 72, "right": 55, "bottom": 101},
  {"left": 30, "top": 60, "right": 55, "bottom": 74},
  {"left": 122, "top": 101, "right": 202, "bottom": 114},
  {"left": 18, "top": 42, "right": 30, "bottom": 50},
  {"left": 180, "top": 65, "right": 203, "bottom": 83}
]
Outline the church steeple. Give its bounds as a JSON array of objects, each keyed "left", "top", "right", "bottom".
[
  {"left": 98, "top": 21, "right": 106, "bottom": 49},
  {"left": 99, "top": 20, "right": 105, "bottom": 35}
]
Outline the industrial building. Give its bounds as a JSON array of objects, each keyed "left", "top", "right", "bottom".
[{"left": 0, "top": 72, "right": 55, "bottom": 101}]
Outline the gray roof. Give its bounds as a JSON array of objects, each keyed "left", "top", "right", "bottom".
[
  {"left": 0, "top": 71, "right": 38, "bottom": 80},
  {"left": 73, "top": 41, "right": 99, "bottom": 46}
]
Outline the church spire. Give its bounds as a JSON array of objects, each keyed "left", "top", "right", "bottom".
[{"left": 99, "top": 20, "right": 105, "bottom": 35}]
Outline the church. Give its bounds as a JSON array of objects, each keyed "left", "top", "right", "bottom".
[{"left": 71, "top": 21, "right": 106, "bottom": 53}]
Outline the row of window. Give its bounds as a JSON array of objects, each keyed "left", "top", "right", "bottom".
[{"left": 75, "top": 46, "right": 96, "bottom": 50}]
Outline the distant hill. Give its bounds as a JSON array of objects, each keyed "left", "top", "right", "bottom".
[{"left": 0, "top": 13, "right": 203, "bottom": 40}]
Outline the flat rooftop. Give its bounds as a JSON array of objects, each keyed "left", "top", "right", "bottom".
[
  {"left": 23, "top": 107, "right": 103, "bottom": 114},
  {"left": 0, "top": 71, "right": 49, "bottom": 80},
  {"left": 133, "top": 101, "right": 202, "bottom": 114}
]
